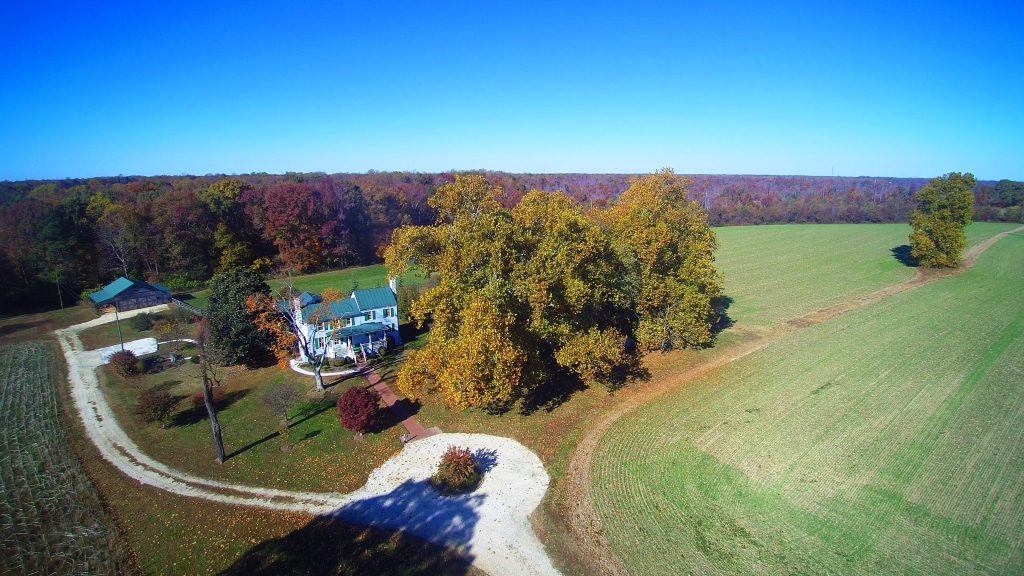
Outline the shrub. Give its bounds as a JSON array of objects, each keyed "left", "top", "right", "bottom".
[
  {"left": 152, "top": 319, "right": 177, "bottom": 339},
  {"left": 135, "top": 389, "right": 178, "bottom": 427},
  {"left": 109, "top": 350, "right": 139, "bottom": 378},
  {"left": 336, "top": 387, "right": 380, "bottom": 434},
  {"left": 130, "top": 312, "right": 157, "bottom": 331},
  {"left": 170, "top": 306, "right": 195, "bottom": 325},
  {"left": 431, "top": 446, "right": 481, "bottom": 495}
]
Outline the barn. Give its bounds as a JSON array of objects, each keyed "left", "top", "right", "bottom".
[{"left": 88, "top": 277, "right": 172, "bottom": 312}]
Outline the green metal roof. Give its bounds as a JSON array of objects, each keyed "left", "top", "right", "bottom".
[
  {"left": 352, "top": 287, "right": 397, "bottom": 311},
  {"left": 88, "top": 277, "right": 170, "bottom": 304},
  {"left": 332, "top": 322, "right": 389, "bottom": 338},
  {"left": 300, "top": 298, "right": 361, "bottom": 323}
]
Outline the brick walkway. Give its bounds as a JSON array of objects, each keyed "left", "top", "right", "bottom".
[{"left": 365, "top": 368, "right": 440, "bottom": 442}]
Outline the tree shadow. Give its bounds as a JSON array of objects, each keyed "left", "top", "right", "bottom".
[
  {"left": 0, "top": 319, "right": 46, "bottom": 338},
  {"left": 323, "top": 370, "right": 364, "bottom": 389},
  {"left": 711, "top": 294, "right": 735, "bottom": 335},
  {"left": 519, "top": 363, "right": 588, "bottom": 415},
  {"left": 372, "top": 397, "right": 422, "bottom": 433},
  {"left": 398, "top": 321, "right": 429, "bottom": 344},
  {"left": 168, "top": 389, "right": 249, "bottom": 427},
  {"left": 218, "top": 500, "right": 476, "bottom": 575},
  {"left": 472, "top": 448, "right": 498, "bottom": 473},
  {"left": 891, "top": 244, "right": 918, "bottom": 267},
  {"left": 334, "top": 478, "right": 482, "bottom": 565},
  {"left": 223, "top": 393, "right": 337, "bottom": 461}
]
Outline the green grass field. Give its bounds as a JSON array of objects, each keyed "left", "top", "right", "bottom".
[
  {"left": 183, "top": 264, "right": 427, "bottom": 311},
  {"left": 590, "top": 230, "right": 1024, "bottom": 575},
  {"left": 713, "top": 222, "right": 1017, "bottom": 326},
  {"left": 98, "top": 353, "right": 405, "bottom": 493}
]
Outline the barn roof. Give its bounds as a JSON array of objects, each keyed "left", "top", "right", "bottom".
[{"left": 88, "top": 277, "right": 170, "bottom": 304}]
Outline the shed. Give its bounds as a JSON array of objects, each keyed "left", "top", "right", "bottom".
[{"left": 88, "top": 277, "right": 172, "bottom": 312}]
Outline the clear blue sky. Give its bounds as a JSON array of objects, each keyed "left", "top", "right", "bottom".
[{"left": 1, "top": 1, "right": 1022, "bottom": 180}]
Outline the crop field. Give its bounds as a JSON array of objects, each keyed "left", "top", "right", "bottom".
[
  {"left": 0, "top": 341, "right": 135, "bottom": 574},
  {"left": 591, "top": 231, "right": 1024, "bottom": 575},
  {"left": 713, "top": 221, "right": 1017, "bottom": 326}
]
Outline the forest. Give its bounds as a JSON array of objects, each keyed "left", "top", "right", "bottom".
[{"left": 1, "top": 171, "right": 1021, "bottom": 314}]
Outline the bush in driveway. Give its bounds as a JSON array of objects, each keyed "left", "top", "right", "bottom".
[
  {"left": 336, "top": 386, "right": 380, "bottom": 434},
  {"left": 135, "top": 389, "right": 178, "bottom": 427},
  {"left": 431, "top": 445, "right": 481, "bottom": 495},
  {"left": 109, "top": 350, "right": 140, "bottom": 378}
]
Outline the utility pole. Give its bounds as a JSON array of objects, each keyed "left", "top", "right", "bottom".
[{"left": 114, "top": 306, "right": 125, "bottom": 351}]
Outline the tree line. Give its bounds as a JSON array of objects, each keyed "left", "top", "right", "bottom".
[{"left": 1, "top": 171, "right": 1021, "bottom": 313}]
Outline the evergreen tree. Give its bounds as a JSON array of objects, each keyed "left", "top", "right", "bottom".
[{"left": 206, "top": 268, "right": 272, "bottom": 365}]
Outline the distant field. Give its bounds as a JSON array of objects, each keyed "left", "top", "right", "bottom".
[
  {"left": 0, "top": 342, "right": 134, "bottom": 574},
  {"left": 714, "top": 222, "right": 1017, "bottom": 326},
  {"left": 183, "top": 264, "right": 426, "bottom": 311},
  {"left": 591, "top": 230, "right": 1024, "bottom": 574}
]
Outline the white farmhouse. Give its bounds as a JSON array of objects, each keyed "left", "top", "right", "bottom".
[{"left": 293, "top": 279, "right": 401, "bottom": 363}]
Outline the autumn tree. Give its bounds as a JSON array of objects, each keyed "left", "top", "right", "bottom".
[
  {"left": 386, "top": 175, "right": 635, "bottom": 412},
  {"left": 599, "top": 169, "right": 722, "bottom": 351},
  {"left": 261, "top": 382, "right": 301, "bottom": 451},
  {"left": 247, "top": 281, "right": 343, "bottom": 393},
  {"left": 206, "top": 268, "right": 273, "bottom": 366},
  {"left": 199, "top": 178, "right": 256, "bottom": 271},
  {"left": 909, "top": 172, "right": 975, "bottom": 268}
]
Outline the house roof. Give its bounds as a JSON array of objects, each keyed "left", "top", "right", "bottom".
[
  {"left": 300, "top": 298, "right": 361, "bottom": 323},
  {"left": 298, "top": 291, "right": 320, "bottom": 307},
  {"left": 88, "top": 277, "right": 170, "bottom": 304},
  {"left": 333, "top": 321, "right": 389, "bottom": 339},
  {"left": 352, "top": 287, "right": 397, "bottom": 311}
]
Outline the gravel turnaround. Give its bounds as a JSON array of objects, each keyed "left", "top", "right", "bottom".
[{"left": 57, "top": 306, "right": 560, "bottom": 576}]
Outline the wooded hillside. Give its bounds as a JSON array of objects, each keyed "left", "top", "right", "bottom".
[{"left": 1, "top": 172, "right": 1021, "bottom": 313}]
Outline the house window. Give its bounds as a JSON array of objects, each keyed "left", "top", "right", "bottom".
[
  {"left": 365, "top": 310, "right": 376, "bottom": 321},
  {"left": 316, "top": 336, "right": 325, "bottom": 350},
  {"left": 383, "top": 307, "right": 392, "bottom": 318},
  {"left": 346, "top": 317, "right": 353, "bottom": 327}
]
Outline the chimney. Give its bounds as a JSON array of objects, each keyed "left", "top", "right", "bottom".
[{"left": 388, "top": 276, "right": 397, "bottom": 294}]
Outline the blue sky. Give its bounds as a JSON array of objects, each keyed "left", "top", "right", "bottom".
[{"left": 1, "top": 1, "right": 1022, "bottom": 180}]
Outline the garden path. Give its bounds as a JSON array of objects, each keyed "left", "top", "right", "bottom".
[{"left": 366, "top": 367, "right": 440, "bottom": 442}]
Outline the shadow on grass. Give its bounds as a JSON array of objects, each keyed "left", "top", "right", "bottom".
[
  {"left": 0, "top": 319, "right": 46, "bottom": 338},
  {"left": 223, "top": 392, "right": 337, "bottom": 461},
  {"left": 891, "top": 244, "right": 918, "bottom": 267},
  {"left": 169, "top": 389, "right": 249, "bottom": 427},
  {"left": 219, "top": 480, "right": 478, "bottom": 576},
  {"left": 711, "top": 294, "right": 735, "bottom": 336},
  {"left": 373, "top": 397, "right": 422, "bottom": 433}
]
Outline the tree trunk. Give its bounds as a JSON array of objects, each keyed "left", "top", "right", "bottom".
[
  {"left": 200, "top": 353, "right": 226, "bottom": 463},
  {"left": 313, "top": 360, "right": 325, "bottom": 392}
]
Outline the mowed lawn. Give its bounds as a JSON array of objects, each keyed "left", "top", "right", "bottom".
[
  {"left": 184, "top": 264, "right": 427, "bottom": 310},
  {"left": 714, "top": 221, "right": 1017, "bottom": 326},
  {"left": 591, "top": 230, "right": 1024, "bottom": 575}
]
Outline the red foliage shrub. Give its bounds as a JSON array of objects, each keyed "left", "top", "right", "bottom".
[
  {"left": 336, "top": 386, "right": 380, "bottom": 434},
  {"left": 109, "top": 350, "right": 140, "bottom": 378},
  {"left": 431, "top": 445, "right": 481, "bottom": 494},
  {"left": 135, "top": 389, "right": 178, "bottom": 427}
]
